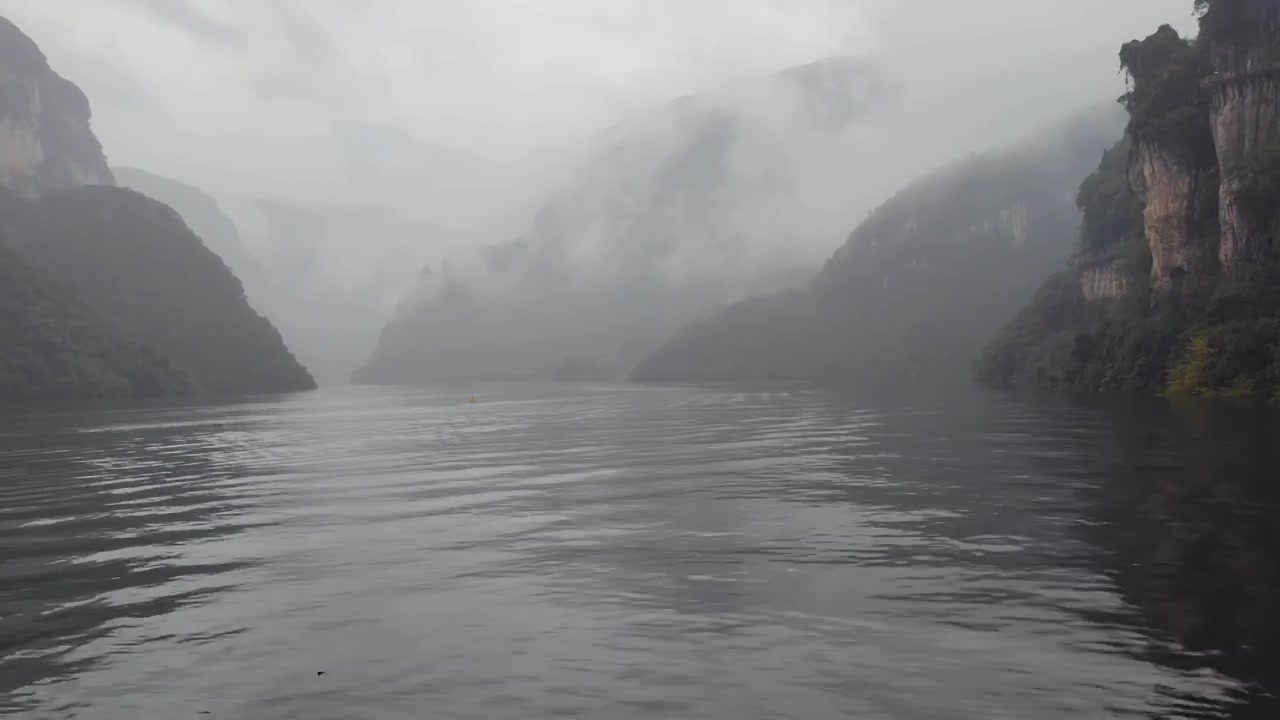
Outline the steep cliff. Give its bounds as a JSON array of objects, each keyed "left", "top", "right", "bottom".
[
  {"left": 1201, "top": 0, "right": 1280, "bottom": 265},
  {"left": 2, "top": 186, "right": 316, "bottom": 396},
  {"left": 1120, "top": 24, "right": 1219, "bottom": 288},
  {"left": 633, "top": 109, "right": 1124, "bottom": 387},
  {"left": 978, "top": 2, "right": 1280, "bottom": 398},
  {"left": 0, "top": 236, "right": 191, "bottom": 401},
  {"left": 0, "top": 16, "right": 113, "bottom": 197}
]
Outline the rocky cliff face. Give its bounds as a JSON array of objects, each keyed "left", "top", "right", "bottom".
[
  {"left": 1116, "top": 24, "right": 1220, "bottom": 288},
  {"left": 1080, "top": 259, "right": 1128, "bottom": 301},
  {"left": 1204, "top": 4, "right": 1280, "bottom": 265},
  {"left": 978, "top": 2, "right": 1280, "bottom": 398},
  {"left": 1129, "top": 142, "right": 1205, "bottom": 285},
  {"left": 0, "top": 16, "right": 113, "bottom": 198}
]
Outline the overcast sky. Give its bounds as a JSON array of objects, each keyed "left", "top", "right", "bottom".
[{"left": 0, "top": 0, "right": 1198, "bottom": 266}]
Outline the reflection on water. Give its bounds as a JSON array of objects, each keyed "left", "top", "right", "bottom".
[
  {"left": 1076, "top": 400, "right": 1280, "bottom": 717},
  {"left": 0, "top": 384, "right": 1277, "bottom": 719}
]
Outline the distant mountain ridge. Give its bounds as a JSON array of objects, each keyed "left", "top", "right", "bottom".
[{"left": 354, "top": 56, "right": 895, "bottom": 384}]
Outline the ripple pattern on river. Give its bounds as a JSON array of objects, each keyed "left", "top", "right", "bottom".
[{"left": 1, "top": 384, "right": 1272, "bottom": 719}]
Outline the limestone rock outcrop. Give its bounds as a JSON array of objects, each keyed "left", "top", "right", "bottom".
[{"left": 0, "top": 17, "right": 113, "bottom": 198}]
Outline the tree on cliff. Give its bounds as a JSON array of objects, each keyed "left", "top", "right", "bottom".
[
  {"left": 1119, "top": 26, "right": 1214, "bottom": 165},
  {"left": 1194, "top": 0, "right": 1280, "bottom": 32},
  {"left": 977, "top": 0, "right": 1280, "bottom": 399}
]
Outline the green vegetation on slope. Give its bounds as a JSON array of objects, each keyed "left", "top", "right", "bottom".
[
  {"left": 980, "top": 260, "right": 1280, "bottom": 398},
  {"left": 3, "top": 187, "right": 316, "bottom": 396},
  {"left": 1237, "top": 141, "right": 1280, "bottom": 229},
  {"left": 0, "top": 239, "right": 191, "bottom": 402},
  {"left": 1076, "top": 140, "right": 1147, "bottom": 257},
  {"left": 1119, "top": 25, "right": 1214, "bottom": 167}
]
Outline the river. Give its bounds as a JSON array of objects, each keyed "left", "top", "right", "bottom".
[{"left": 1, "top": 383, "right": 1277, "bottom": 718}]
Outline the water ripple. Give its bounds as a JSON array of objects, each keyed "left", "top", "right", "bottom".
[{"left": 1, "top": 384, "right": 1277, "bottom": 718}]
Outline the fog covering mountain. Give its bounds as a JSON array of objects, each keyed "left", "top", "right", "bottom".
[
  {"left": 113, "top": 166, "right": 272, "bottom": 308},
  {"left": 221, "top": 197, "right": 407, "bottom": 384},
  {"left": 633, "top": 107, "right": 1126, "bottom": 386},
  {"left": 113, "top": 167, "right": 341, "bottom": 382},
  {"left": 109, "top": 167, "right": 382, "bottom": 384},
  {"left": 0, "top": 14, "right": 314, "bottom": 401},
  {"left": 72, "top": 160, "right": 408, "bottom": 386},
  {"left": 0, "top": 2, "right": 1202, "bottom": 397},
  {"left": 355, "top": 57, "right": 897, "bottom": 383}
]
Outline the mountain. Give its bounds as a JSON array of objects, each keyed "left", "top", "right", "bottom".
[
  {"left": 354, "top": 57, "right": 895, "bottom": 384},
  {"left": 0, "top": 16, "right": 113, "bottom": 197},
  {"left": 0, "top": 14, "right": 315, "bottom": 402},
  {"left": 0, "top": 15, "right": 185, "bottom": 402},
  {"left": 112, "top": 166, "right": 271, "bottom": 308},
  {"left": 977, "top": 1, "right": 1280, "bottom": 399},
  {"left": 0, "top": 234, "right": 191, "bottom": 402},
  {"left": 632, "top": 108, "right": 1125, "bottom": 387},
  {"left": 1, "top": 186, "right": 316, "bottom": 396}
]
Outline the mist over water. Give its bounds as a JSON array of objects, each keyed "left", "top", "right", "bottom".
[
  {"left": 3, "top": 385, "right": 1276, "bottom": 718},
  {"left": 2, "top": 3, "right": 1274, "bottom": 719}
]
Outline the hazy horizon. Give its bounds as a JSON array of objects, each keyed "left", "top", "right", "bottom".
[
  {"left": 0, "top": 1, "right": 1196, "bottom": 260},
  {"left": 0, "top": 1, "right": 1200, "bottom": 380}
]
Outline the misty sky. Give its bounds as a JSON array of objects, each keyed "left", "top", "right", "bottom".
[{"left": 0, "top": 1, "right": 1197, "bottom": 273}]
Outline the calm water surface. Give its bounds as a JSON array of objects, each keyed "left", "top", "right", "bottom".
[{"left": 1, "top": 383, "right": 1278, "bottom": 719}]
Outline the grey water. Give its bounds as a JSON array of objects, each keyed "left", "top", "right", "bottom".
[{"left": 1, "top": 384, "right": 1278, "bottom": 719}]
